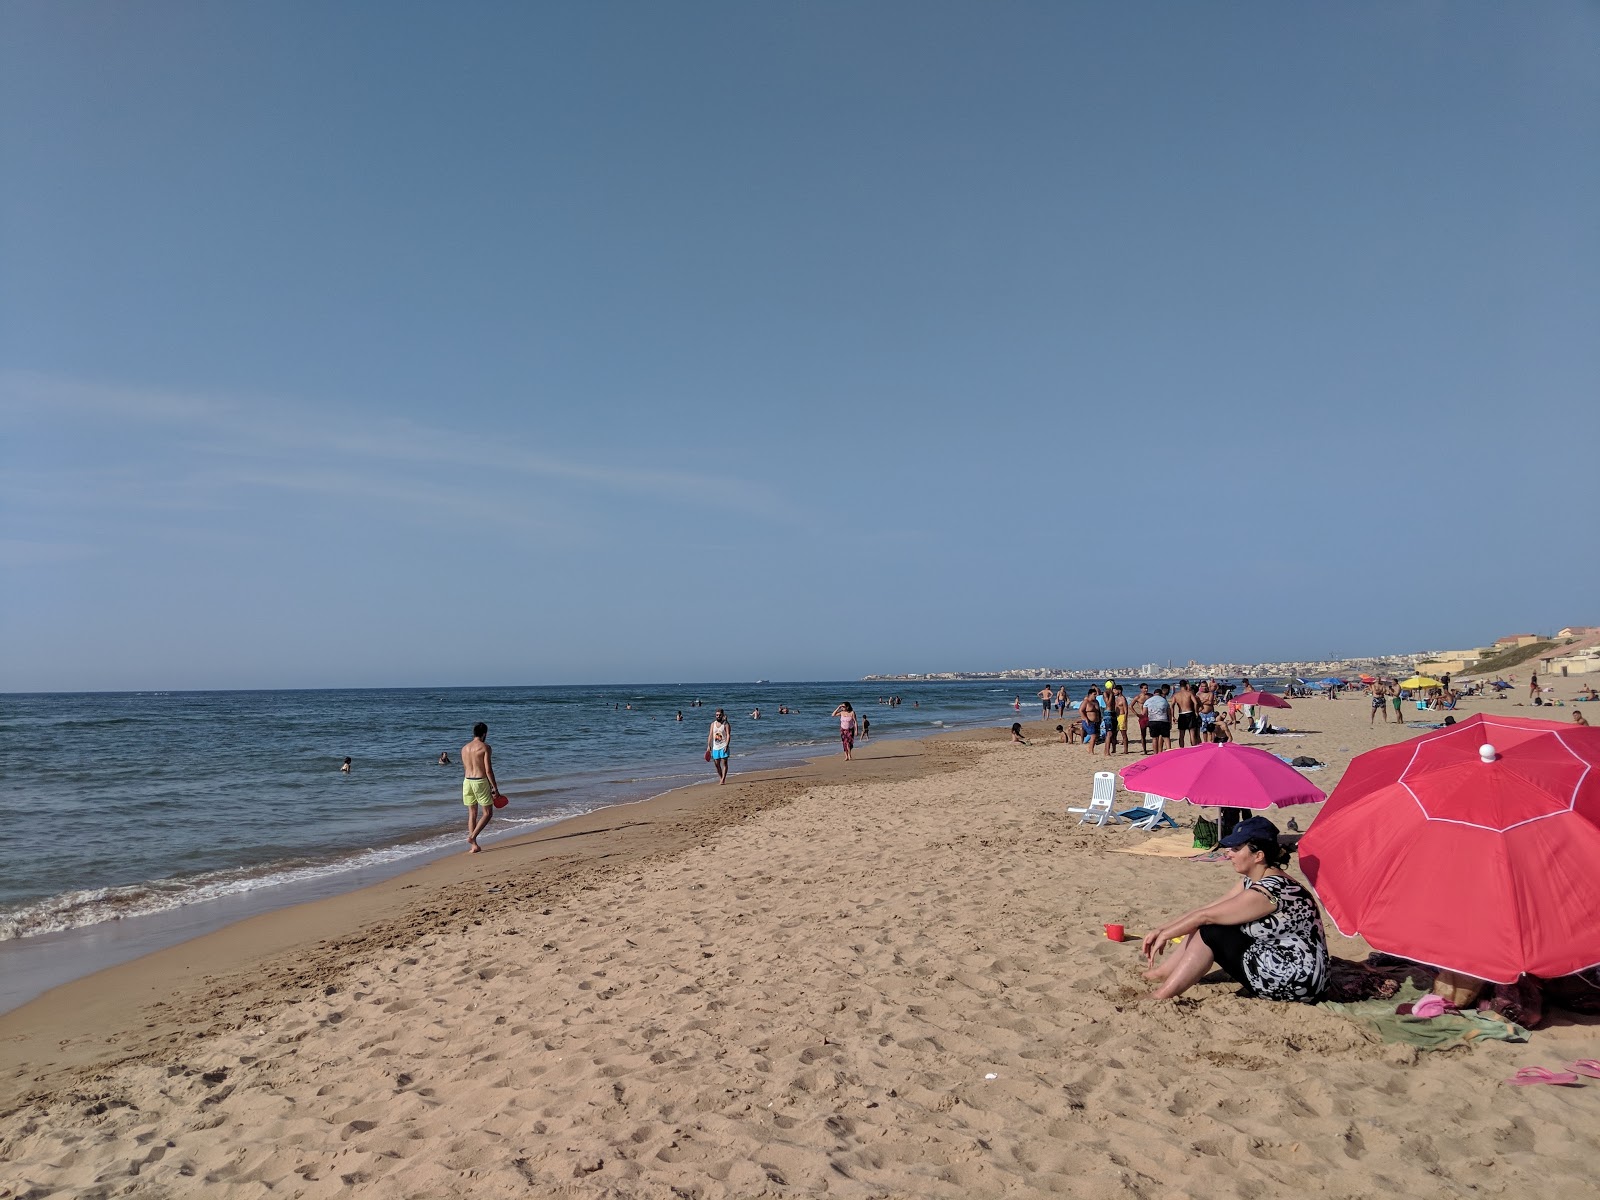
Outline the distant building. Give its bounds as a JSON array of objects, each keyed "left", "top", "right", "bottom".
[
  {"left": 1540, "top": 651, "right": 1600, "bottom": 677},
  {"left": 1495, "top": 634, "right": 1542, "bottom": 648},
  {"left": 1558, "top": 626, "right": 1597, "bottom": 639}
]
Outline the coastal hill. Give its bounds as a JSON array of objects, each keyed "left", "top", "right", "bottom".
[
  {"left": 866, "top": 626, "right": 1599, "bottom": 683},
  {"left": 864, "top": 655, "right": 1419, "bottom": 684}
]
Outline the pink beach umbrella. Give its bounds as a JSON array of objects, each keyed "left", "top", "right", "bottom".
[
  {"left": 1119, "top": 742, "right": 1326, "bottom": 809},
  {"left": 1232, "top": 691, "right": 1292, "bottom": 709}
]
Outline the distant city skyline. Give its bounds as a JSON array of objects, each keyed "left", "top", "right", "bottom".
[{"left": 3, "top": 4, "right": 1597, "bottom": 693}]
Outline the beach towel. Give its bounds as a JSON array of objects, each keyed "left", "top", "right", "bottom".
[
  {"left": 1112, "top": 836, "right": 1211, "bottom": 859},
  {"left": 1320, "top": 982, "right": 1530, "bottom": 1050}
]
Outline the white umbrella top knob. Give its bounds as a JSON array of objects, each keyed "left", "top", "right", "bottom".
[{"left": 1479, "top": 743, "right": 1498, "bottom": 763}]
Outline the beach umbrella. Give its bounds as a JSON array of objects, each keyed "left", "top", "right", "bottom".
[
  {"left": 1399, "top": 675, "right": 1442, "bottom": 690},
  {"left": 1359, "top": 674, "right": 1377, "bottom": 683},
  {"left": 1299, "top": 714, "right": 1600, "bottom": 983},
  {"left": 1232, "top": 691, "right": 1291, "bottom": 709},
  {"left": 1119, "top": 742, "right": 1327, "bottom": 810},
  {"left": 1317, "top": 677, "right": 1344, "bottom": 688}
]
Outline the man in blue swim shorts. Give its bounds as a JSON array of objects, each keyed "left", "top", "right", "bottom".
[{"left": 707, "top": 708, "right": 732, "bottom": 784}]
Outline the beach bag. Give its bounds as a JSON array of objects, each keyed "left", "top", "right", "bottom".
[
  {"left": 1192, "top": 815, "right": 1218, "bottom": 850},
  {"left": 1291, "top": 756, "right": 1322, "bottom": 768},
  {"left": 1431, "top": 969, "right": 1486, "bottom": 1008}
]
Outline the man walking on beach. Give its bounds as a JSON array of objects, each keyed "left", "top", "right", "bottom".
[
  {"left": 461, "top": 722, "right": 500, "bottom": 854},
  {"left": 707, "top": 708, "right": 732, "bottom": 784},
  {"left": 1369, "top": 680, "right": 1388, "bottom": 725},
  {"left": 1038, "top": 685, "right": 1055, "bottom": 719}
]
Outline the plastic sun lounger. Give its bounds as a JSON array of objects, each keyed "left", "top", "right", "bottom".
[
  {"left": 1116, "top": 794, "right": 1179, "bottom": 831},
  {"left": 1068, "top": 771, "right": 1120, "bottom": 826}
]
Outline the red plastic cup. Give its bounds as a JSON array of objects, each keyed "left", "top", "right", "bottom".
[
  {"left": 1104, "top": 923, "right": 1125, "bottom": 942},
  {"left": 492, "top": 793, "right": 508, "bottom": 809}
]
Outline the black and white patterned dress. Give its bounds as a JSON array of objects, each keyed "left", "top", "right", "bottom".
[{"left": 1235, "top": 874, "right": 1328, "bottom": 1001}]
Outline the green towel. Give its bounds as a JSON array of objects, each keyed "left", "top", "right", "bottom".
[{"left": 1319, "top": 983, "right": 1530, "bottom": 1049}]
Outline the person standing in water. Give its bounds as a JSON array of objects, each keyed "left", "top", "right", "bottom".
[
  {"left": 461, "top": 722, "right": 500, "bottom": 854},
  {"left": 833, "top": 702, "right": 858, "bottom": 760},
  {"left": 707, "top": 708, "right": 732, "bottom": 784}
]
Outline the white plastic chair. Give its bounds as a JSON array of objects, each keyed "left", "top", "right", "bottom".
[
  {"left": 1068, "top": 771, "right": 1120, "bottom": 826},
  {"left": 1120, "top": 794, "right": 1179, "bottom": 831}
]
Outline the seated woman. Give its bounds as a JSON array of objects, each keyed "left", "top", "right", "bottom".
[{"left": 1140, "top": 816, "right": 1327, "bottom": 1002}]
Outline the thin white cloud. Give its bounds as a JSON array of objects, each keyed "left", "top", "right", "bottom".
[
  {"left": 0, "top": 538, "right": 98, "bottom": 566},
  {"left": 0, "top": 369, "right": 756, "bottom": 505}
]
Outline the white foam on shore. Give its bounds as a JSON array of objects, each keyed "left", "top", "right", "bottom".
[{"left": 0, "top": 804, "right": 593, "bottom": 941}]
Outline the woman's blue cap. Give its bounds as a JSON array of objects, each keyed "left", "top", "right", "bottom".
[{"left": 1219, "top": 816, "right": 1280, "bottom": 848}]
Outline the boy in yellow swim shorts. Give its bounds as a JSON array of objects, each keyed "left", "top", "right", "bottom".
[{"left": 461, "top": 722, "right": 500, "bottom": 854}]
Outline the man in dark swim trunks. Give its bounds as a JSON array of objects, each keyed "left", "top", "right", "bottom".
[
  {"left": 1145, "top": 685, "right": 1172, "bottom": 754},
  {"left": 1172, "top": 680, "right": 1200, "bottom": 747}
]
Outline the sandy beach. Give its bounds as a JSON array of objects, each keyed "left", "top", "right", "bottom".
[{"left": 4, "top": 684, "right": 1599, "bottom": 1198}]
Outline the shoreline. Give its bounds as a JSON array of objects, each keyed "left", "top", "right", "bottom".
[
  {"left": 0, "top": 712, "right": 989, "bottom": 1014},
  {"left": 0, "top": 728, "right": 977, "bottom": 1104}
]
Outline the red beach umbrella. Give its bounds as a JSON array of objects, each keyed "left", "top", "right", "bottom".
[
  {"left": 1299, "top": 714, "right": 1600, "bottom": 983},
  {"left": 1119, "top": 742, "right": 1327, "bottom": 809},
  {"left": 1233, "top": 691, "right": 1291, "bottom": 709}
]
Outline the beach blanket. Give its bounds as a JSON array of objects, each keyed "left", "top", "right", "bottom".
[
  {"left": 1320, "top": 982, "right": 1530, "bottom": 1050},
  {"left": 1112, "top": 836, "right": 1217, "bottom": 859}
]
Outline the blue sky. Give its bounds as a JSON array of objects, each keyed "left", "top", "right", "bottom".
[{"left": 3, "top": 3, "right": 1597, "bottom": 691}]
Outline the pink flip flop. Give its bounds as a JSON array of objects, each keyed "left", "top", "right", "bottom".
[
  {"left": 1505, "top": 1066, "right": 1581, "bottom": 1087},
  {"left": 1566, "top": 1060, "right": 1600, "bottom": 1079}
]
